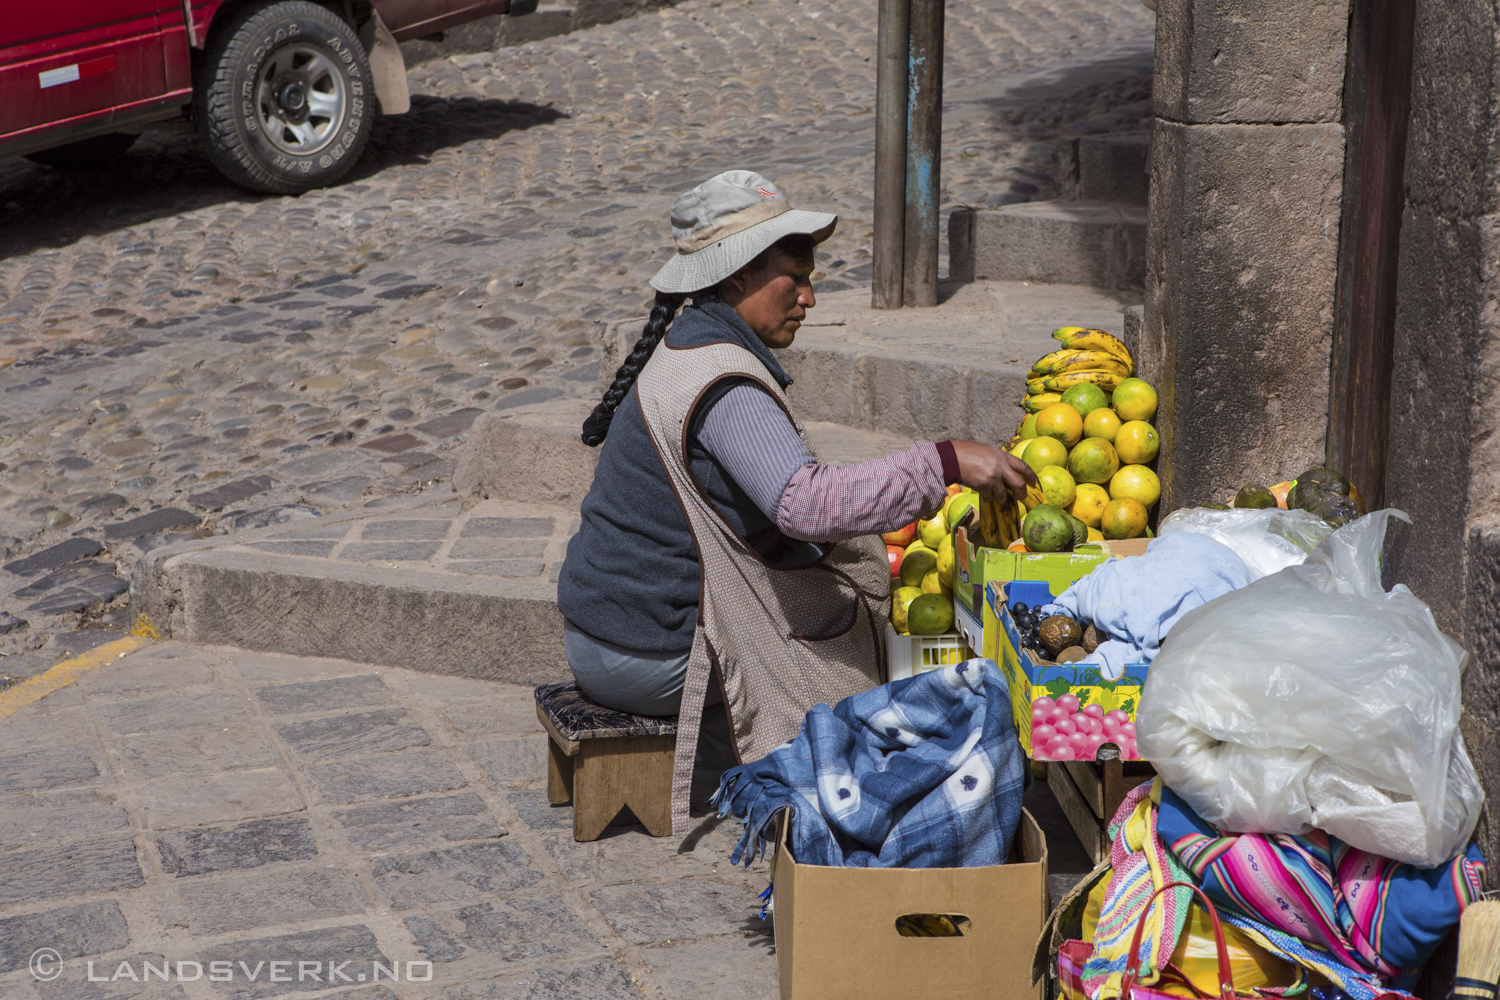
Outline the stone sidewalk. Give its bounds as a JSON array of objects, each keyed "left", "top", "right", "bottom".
[{"left": 0, "top": 640, "right": 779, "bottom": 1000}]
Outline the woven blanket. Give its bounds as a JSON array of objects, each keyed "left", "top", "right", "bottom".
[
  {"left": 1156, "top": 786, "right": 1488, "bottom": 978},
  {"left": 711, "top": 658, "right": 1028, "bottom": 868},
  {"left": 1082, "top": 780, "right": 1194, "bottom": 998}
]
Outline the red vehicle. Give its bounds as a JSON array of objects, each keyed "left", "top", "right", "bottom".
[{"left": 1, "top": 0, "right": 513, "bottom": 193}]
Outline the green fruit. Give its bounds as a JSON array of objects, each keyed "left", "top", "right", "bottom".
[
  {"left": 1022, "top": 504, "right": 1075, "bottom": 553},
  {"left": 1234, "top": 485, "right": 1277, "bottom": 510},
  {"left": 1199, "top": 501, "right": 1231, "bottom": 511},
  {"left": 891, "top": 585, "right": 923, "bottom": 632},
  {"left": 1298, "top": 467, "right": 1352, "bottom": 497},
  {"left": 1067, "top": 513, "right": 1089, "bottom": 549},
  {"left": 1059, "top": 383, "right": 1110, "bottom": 417},
  {"left": 946, "top": 494, "right": 979, "bottom": 532},
  {"left": 1019, "top": 414, "right": 1038, "bottom": 440},
  {"left": 1286, "top": 481, "right": 1335, "bottom": 513},
  {"left": 899, "top": 545, "right": 938, "bottom": 588},
  {"left": 908, "top": 593, "right": 955, "bottom": 635},
  {"left": 918, "top": 513, "right": 948, "bottom": 549}
]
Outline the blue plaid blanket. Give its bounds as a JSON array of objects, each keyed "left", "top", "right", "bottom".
[{"left": 711, "top": 658, "right": 1029, "bottom": 868}]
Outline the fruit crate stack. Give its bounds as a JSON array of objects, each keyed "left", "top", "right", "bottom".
[{"left": 1045, "top": 753, "right": 1157, "bottom": 864}]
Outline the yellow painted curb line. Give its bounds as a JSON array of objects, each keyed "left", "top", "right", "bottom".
[{"left": 0, "top": 636, "right": 148, "bottom": 720}]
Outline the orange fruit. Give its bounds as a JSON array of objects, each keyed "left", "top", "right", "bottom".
[
  {"left": 1069, "top": 483, "right": 1110, "bottom": 528},
  {"left": 1100, "top": 497, "right": 1149, "bottom": 539},
  {"left": 1114, "top": 420, "right": 1160, "bottom": 465},
  {"left": 1109, "top": 465, "right": 1162, "bottom": 510},
  {"left": 1034, "top": 403, "right": 1084, "bottom": 448},
  {"left": 1068, "top": 437, "right": 1119, "bottom": 485},
  {"left": 1037, "top": 465, "right": 1077, "bottom": 507},
  {"left": 1007, "top": 538, "right": 1029, "bottom": 553},
  {"left": 1022, "top": 436, "right": 1069, "bottom": 475},
  {"left": 1082, "top": 407, "right": 1122, "bottom": 442},
  {"left": 1111, "top": 378, "right": 1158, "bottom": 422}
]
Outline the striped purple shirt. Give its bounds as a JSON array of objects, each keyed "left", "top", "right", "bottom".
[{"left": 695, "top": 383, "right": 958, "bottom": 542}]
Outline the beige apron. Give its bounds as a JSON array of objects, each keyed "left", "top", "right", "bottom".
[{"left": 633, "top": 338, "right": 891, "bottom": 833}]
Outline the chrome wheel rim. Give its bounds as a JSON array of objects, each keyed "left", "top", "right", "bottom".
[{"left": 255, "top": 43, "right": 346, "bottom": 156}]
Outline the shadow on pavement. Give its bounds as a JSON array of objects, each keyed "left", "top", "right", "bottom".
[{"left": 0, "top": 94, "right": 567, "bottom": 262}]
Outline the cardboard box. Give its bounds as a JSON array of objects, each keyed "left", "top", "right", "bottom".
[
  {"left": 953, "top": 528, "right": 1145, "bottom": 615},
  {"left": 985, "top": 578, "right": 1151, "bottom": 762},
  {"left": 772, "top": 808, "right": 1048, "bottom": 1000}
]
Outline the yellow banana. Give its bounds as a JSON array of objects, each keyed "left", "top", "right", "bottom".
[
  {"left": 1023, "top": 392, "right": 1063, "bottom": 413},
  {"left": 1031, "top": 349, "right": 1128, "bottom": 377},
  {"left": 978, "top": 498, "right": 1000, "bottom": 548},
  {"left": 1052, "top": 327, "right": 1134, "bottom": 367},
  {"left": 1043, "top": 369, "right": 1123, "bottom": 393},
  {"left": 1026, "top": 377, "right": 1048, "bottom": 395}
]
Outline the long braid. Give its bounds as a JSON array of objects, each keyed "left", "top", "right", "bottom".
[{"left": 581, "top": 291, "right": 686, "bottom": 446}]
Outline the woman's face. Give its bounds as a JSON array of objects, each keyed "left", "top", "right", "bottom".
[{"left": 724, "top": 247, "right": 816, "bottom": 349}]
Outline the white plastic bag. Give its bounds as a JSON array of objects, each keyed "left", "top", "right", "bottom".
[
  {"left": 1157, "top": 506, "right": 1334, "bottom": 580},
  {"left": 1137, "top": 509, "right": 1485, "bottom": 866}
]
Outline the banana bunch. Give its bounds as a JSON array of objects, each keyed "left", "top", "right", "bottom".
[
  {"left": 977, "top": 495, "right": 1020, "bottom": 549},
  {"left": 1019, "top": 327, "right": 1134, "bottom": 410}
]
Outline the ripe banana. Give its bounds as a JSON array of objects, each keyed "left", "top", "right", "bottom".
[
  {"left": 1023, "top": 392, "right": 1063, "bottom": 413},
  {"left": 1032, "top": 350, "right": 1132, "bottom": 378},
  {"left": 1026, "top": 377, "right": 1048, "bottom": 395},
  {"left": 1051, "top": 327, "right": 1134, "bottom": 368},
  {"left": 1028, "top": 349, "right": 1075, "bottom": 377},
  {"left": 1043, "top": 369, "right": 1123, "bottom": 393}
]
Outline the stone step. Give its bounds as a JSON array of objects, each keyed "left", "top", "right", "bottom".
[
  {"left": 948, "top": 200, "right": 1147, "bottom": 289},
  {"left": 1055, "top": 133, "right": 1151, "bottom": 205}
]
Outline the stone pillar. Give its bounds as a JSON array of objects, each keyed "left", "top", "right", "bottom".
[
  {"left": 1140, "top": 0, "right": 1351, "bottom": 509},
  {"left": 1384, "top": 0, "right": 1500, "bottom": 881}
]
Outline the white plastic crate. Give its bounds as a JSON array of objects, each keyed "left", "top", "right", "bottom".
[{"left": 886, "top": 621, "right": 973, "bottom": 681}]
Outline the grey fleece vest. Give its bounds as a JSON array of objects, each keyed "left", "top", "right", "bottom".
[{"left": 556, "top": 300, "right": 794, "bottom": 653}]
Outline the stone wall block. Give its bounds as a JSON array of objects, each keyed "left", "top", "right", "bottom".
[
  {"left": 1154, "top": 0, "right": 1351, "bottom": 124},
  {"left": 1145, "top": 120, "right": 1344, "bottom": 509},
  {"left": 1463, "top": 526, "right": 1500, "bottom": 887},
  {"left": 1402, "top": 0, "right": 1500, "bottom": 217}
]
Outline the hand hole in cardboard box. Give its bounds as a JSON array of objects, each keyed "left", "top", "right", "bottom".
[{"left": 894, "top": 913, "right": 972, "bottom": 937}]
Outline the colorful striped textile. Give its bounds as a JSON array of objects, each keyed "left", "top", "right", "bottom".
[
  {"left": 1156, "top": 786, "right": 1487, "bottom": 978},
  {"left": 1081, "top": 780, "right": 1195, "bottom": 998}
]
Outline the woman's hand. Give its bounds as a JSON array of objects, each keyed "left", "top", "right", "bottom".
[{"left": 950, "top": 440, "right": 1037, "bottom": 504}]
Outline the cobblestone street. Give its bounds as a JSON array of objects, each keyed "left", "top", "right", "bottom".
[{"left": 0, "top": 0, "right": 1151, "bottom": 671}]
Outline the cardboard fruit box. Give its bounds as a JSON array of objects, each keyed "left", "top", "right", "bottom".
[
  {"left": 772, "top": 807, "right": 1048, "bottom": 1000},
  {"left": 954, "top": 525, "right": 1124, "bottom": 616},
  {"left": 983, "top": 577, "right": 1151, "bottom": 763}
]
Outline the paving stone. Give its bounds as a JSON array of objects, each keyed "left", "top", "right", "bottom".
[
  {"left": 359, "top": 433, "right": 424, "bottom": 454},
  {"left": 196, "top": 924, "right": 390, "bottom": 998},
  {"left": 224, "top": 504, "right": 323, "bottom": 531},
  {"left": 638, "top": 936, "right": 779, "bottom": 1000},
  {"left": 3, "top": 538, "right": 104, "bottom": 577},
  {"left": 458, "top": 517, "right": 554, "bottom": 538},
  {"left": 254, "top": 673, "right": 395, "bottom": 715},
  {"left": 494, "top": 385, "right": 565, "bottom": 411},
  {"left": 413, "top": 408, "right": 484, "bottom": 439},
  {"left": 101, "top": 507, "right": 199, "bottom": 541},
  {"left": 446, "top": 539, "right": 547, "bottom": 560},
  {"left": 0, "top": 788, "right": 130, "bottom": 842},
  {"left": 11, "top": 563, "right": 106, "bottom": 599},
  {"left": 308, "top": 747, "right": 468, "bottom": 805},
  {"left": 0, "top": 901, "right": 131, "bottom": 975},
  {"left": 115, "top": 727, "right": 279, "bottom": 781},
  {"left": 338, "top": 541, "right": 442, "bottom": 562},
  {"left": 378, "top": 450, "right": 443, "bottom": 473},
  {"left": 27, "top": 578, "right": 126, "bottom": 615},
  {"left": 79, "top": 493, "right": 128, "bottom": 511},
  {"left": 466, "top": 737, "right": 548, "bottom": 787},
  {"left": 588, "top": 877, "right": 772, "bottom": 945},
  {"left": 156, "top": 817, "right": 320, "bottom": 876},
  {"left": 0, "top": 838, "right": 143, "bottom": 905},
  {"left": 541, "top": 821, "right": 732, "bottom": 885},
  {"left": 438, "top": 700, "right": 544, "bottom": 740},
  {"left": 0, "top": 746, "right": 103, "bottom": 792},
  {"left": 278, "top": 450, "right": 374, "bottom": 479},
  {"left": 331, "top": 792, "right": 504, "bottom": 849},
  {"left": 186, "top": 476, "right": 275, "bottom": 511},
  {"left": 371, "top": 842, "right": 545, "bottom": 909},
  {"left": 0, "top": 706, "right": 97, "bottom": 751},
  {"left": 360, "top": 520, "right": 450, "bottom": 541},
  {"left": 0, "top": 610, "right": 27, "bottom": 634},
  {"left": 443, "top": 958, "right": 642, "bottom": 1000},
  {"left": 82, "top": 653, "right": 216, "bottom": 698},
  {"left": 445, "top": 559, "right": 546, "bottom": 578},
  {"left": 302, "top": 476, "right": 373, "bottom": 504},
  {"left": 247, "top": 540, "right": 340, "bottom": 557},
  {"left": 136, "top": 767, "right": 305, "bottom": 829},
  {"left": 48, "top": 628, "right": 125, "bottom": 657},
  {"left": 506, "top": 789, "right": 573, "bottom": 832},
  {"left": 406, "top": 894, "right": 604, "bottom": 966},
  {"left": 274, "top": 709, "right": 434, "bottom": 762},
  {"left": 95, "top": 692, "right": 253, "bottom": 735},
  {"left": 174, "top": 865, "right": 364, "bottom": 935}
]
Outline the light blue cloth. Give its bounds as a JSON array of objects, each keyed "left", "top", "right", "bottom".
[
  {"left": 711, "top": 659, "right": 1029, "bottom": 868},
  {"left": 1042, "top": 533, "right": 1252, "bottom": 680}
]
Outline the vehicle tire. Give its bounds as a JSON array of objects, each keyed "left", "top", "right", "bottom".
[
  {"left": 194, "top": 1, "right": 374, "bottom": 194},
  {"left": 24, "top": 133, "right": 137, "bottom": 171}
]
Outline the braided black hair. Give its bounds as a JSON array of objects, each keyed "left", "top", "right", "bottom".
[{"left": 581, "top": 291, "right": 686, "bottom": 446}]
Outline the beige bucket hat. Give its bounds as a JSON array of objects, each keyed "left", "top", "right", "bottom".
[{"left": 649, "top": 170, "right": 838, "bottom": 294}]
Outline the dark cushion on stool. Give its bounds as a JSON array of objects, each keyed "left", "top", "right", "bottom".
[{"left": 534, "top": 680, "right": 678, "bottom": 742}]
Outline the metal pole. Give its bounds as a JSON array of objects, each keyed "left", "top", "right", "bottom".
[
  {"left": 903, "top": 0, "right": 943, "bottom": 307},
  {"left": 872, "top": 0, "right": 909, "bottom": 310}
]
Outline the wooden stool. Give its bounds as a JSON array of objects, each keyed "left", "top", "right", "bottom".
[{"left": 534, "top": 680, "right": 678, "bottom": 842}]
